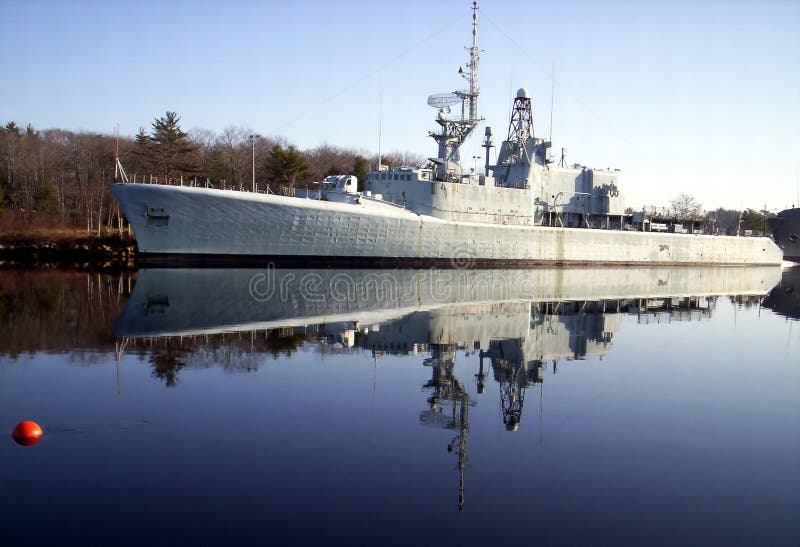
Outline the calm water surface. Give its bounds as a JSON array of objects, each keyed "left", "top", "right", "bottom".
[{"left": 0, "top": 267, "right": 798, "bottom": 545}]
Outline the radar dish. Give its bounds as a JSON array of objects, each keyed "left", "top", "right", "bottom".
[{"left": 427, "top": 93, "right": 462, "bottom": 109}]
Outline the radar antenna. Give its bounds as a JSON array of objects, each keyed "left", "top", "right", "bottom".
[
  {"left": 428, "top": 1, "right": 483, "bottom": 182},
  {"left": 427, "top": 92, "right": 462, "bottom": 110}
]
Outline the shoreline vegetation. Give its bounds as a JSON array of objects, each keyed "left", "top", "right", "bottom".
[
  {"left": 0, "top": 270, "right": 308, "bottom": 381},
  {"left": 0, "top": 225, "right": 136, "bottom": 269},
  {"left": 0, "top": 112, "right": 772, "bottom": 268}
]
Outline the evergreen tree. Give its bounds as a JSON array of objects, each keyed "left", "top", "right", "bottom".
[
  {"left": 709, "top": 208, "right": 742, "bottom": 235},
  {"left": 1, "top": 121, "right": 23, "bottom": 209},
  {"left": 34, "top": 182, "right": 60, "bottom": 216},
  {"left": 148, "top": 111, "right": 197, "bottom": 182},
  {"left": 264, "top": 144, "right": 310, "bottom": 188},
  {"left": 133, "top": 127, "right": 153, "bottom": 175},
  {"left": 3, "top": 121, "right": 22, "bottom": 135},
  {"left": 205, "top": 148, "right": 229, "bottom": 185},
  {"left": 352, "top": 155, "right": 368, "bottom": 191},
  {"left": 740, "top": 209, "right": 766, "bottom": 235},
  {"left": 134, "top": 127, "right": 149, "bottom": 148}
]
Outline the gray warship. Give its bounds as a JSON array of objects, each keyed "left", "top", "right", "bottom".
[
  {"left": 110, "top": 2, "right": 781, "bottom": 267},
  {"left": 767, "top": 207, "right": 800, "bottom": 262}
]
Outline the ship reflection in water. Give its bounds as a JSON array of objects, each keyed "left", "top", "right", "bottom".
[
  {"left": 112, "top": 266, "right": 785, "bottom": 514},
  {"left": 1, "top": 266, "right": 797, "bottom": 544},
  {"left": 763, "top": 266, "right": 800, "bottom": 320}
]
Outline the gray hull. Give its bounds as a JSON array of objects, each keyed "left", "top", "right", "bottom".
[
  {"left": 113, "top": 266, "right": 781, "bottom": 338},
  {"left": 112, "top": 183, "right": 783, "bottom": 266},
  {"left": 767, "top": 207, "right": 800, "bottom": 262}
]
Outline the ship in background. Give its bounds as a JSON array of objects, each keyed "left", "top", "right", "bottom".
[
  {"left": 767, "top": 207, "right": 800, "bottom": 262},
  {"left": 111, "top": 2, "right": 782, "bottom": 267}
]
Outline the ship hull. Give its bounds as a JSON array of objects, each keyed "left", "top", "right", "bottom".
[
  {"left": 113, "top": 183, "right": 783, "bottom": 267},
  {"left": 767, "top": 207, "right": 800, "bottom": 263},
  {"left": 114, "top": 266, "right": 782, "bottom": 338}
]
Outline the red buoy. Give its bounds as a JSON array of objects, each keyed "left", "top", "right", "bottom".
[{"left": 12, "top": 421, "right": 43, "bottom": 446}]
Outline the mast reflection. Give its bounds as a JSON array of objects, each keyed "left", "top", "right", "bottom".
[
  {"left": 111, "top": 265, "right": 782, "bottom": 509},
  {"left": 419, "top": 345, "right": 472, "bottom": 511}
]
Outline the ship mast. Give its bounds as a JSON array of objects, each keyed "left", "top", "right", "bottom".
[
  {"left": 505, "top": 89, "right": 534, "bottom": 163},
  {"left": 429, "top": 1, "right": 482, "bottom": 181},
  {"left": 467, "top": 0, "right": 479, "bottom": 124}
]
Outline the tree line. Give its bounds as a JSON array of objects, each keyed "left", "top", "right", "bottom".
[
  {"left": 0, "top": 112, "right": 423, "bottom": 233},
  {"left": 0, "top": 111, "right": 772, "bottom": 236},
  {"left": 669, "top": 193, "right": 769, "bottom": 235}
]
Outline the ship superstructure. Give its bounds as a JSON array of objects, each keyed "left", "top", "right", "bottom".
[
  {"left": 110, "top": 2, "right": 782, "bottom": 267},
  {"left": 364, "top": 2, "right": 624, "bottom": 230},
  {"left": 365, "top": 84, "right": 625, "bottom": 230}
]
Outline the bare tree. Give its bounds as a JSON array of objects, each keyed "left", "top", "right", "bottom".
[
  {"left": 379, "top": 150, "right": 427, "bottom": 169},
  {"left": 217, "top": 126, "right": 252, "bottom": 188},
  {"left": 670, "top": 193, "right": 703, "bottom": 218},
  {"left": 305, "top": 144, "right": 370, "bottom": 183}
]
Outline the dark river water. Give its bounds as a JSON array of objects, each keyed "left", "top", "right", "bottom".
[{"left": 0, "top": 266, "right": 798, "bottom": 545}]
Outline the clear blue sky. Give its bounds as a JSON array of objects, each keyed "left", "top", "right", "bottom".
[{"left": 1, "top": 0, "right": 798, "bottom": 210}]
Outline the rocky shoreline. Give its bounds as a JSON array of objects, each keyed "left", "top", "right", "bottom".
[{"left": 0, "top": 235, "right": 137, "bottom": 270}]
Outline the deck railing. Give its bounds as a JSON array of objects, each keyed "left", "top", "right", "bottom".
[{"left": 117, "top": 174, "right": 334, "bottom": 199}]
